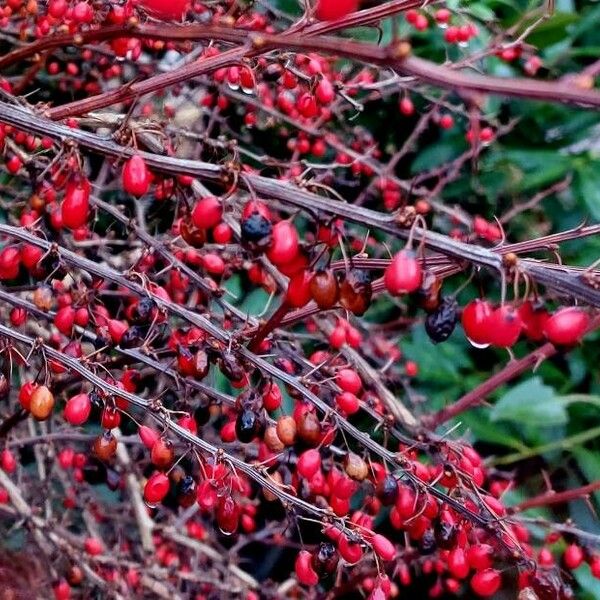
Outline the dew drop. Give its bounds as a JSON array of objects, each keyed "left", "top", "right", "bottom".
[{"left": 467, "top": 337, "right": 490, "bottom": 349}]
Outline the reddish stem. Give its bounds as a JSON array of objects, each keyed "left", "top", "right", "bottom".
[
  {"left": 510, "top": 481, "right": 600, "bottom": 513},
  {"left": 247, "top": 301, "right": 291, "bottom": 353}
]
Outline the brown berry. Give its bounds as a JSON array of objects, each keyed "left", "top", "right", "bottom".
[
  {"left": 344, "top": 452, "right": 368, "bottom": 481},
  {"left": 151, "top": 437, "right": 175, "bottom": 470},
  {"left": 93, "top": 431, "right": 117, "bottom": 462},
  {"left": 264, "top": 425, "right": 285, "bottom": 452},
  {"left": 29, "top": 385, "right": 55, "bottom": 420},
  {"left": 276, "top": 415, "right": 297, "bottom": 446},
  {"left": 296, "top": 411, "right": 322, "bottom": 446},
  {"left": 310, "top": 269, "right": 339, "bottom": 309}
]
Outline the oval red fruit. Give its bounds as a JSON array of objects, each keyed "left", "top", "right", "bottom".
[
  {"left": 64, "top": 393, "right": 91, "bottom": 426},
  {"left": 122, "top": 154, "right": 150, "bottom": 197},
  {"left": 192, "top": 196, "right": 222, "bottom": 230},
  {"left": 384, "top": 249, "right": 422, "bottom": 295},
  {"left": 461, "top": 299, "right": 493, "bottom": 347},
  {"left": 144, "top": 472, "right": 170, "bottom": 504},
  {"left": 543, "top": 307, "right": 590, "bottom": 346},
  {"left": 61, "top": 178, "right": 90, "bottom": 229},
  {"left": 487, "top": 305, "right": 522, "bottom": 348}
]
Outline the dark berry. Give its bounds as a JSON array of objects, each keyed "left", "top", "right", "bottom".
[{"left": 425, "top": 297, "right": 458, "bottom": 343}]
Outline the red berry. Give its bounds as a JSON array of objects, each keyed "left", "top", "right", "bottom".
[
  {"left": 315, "top": 0, "right": 357, "bottom": 21},
  {"left": 564, "top": 543, "right": 584, "bottom": 570},
  {"left": 384, "top": 249, "right": 422, "bottom": 295},
  {"left": 297, "top": 93, "right": 318, "bottom": 118},
  {"left": 338, "top": 534, "right": 363, "bottom": 564},
  {"left": 590, "top": 556, "right": 600, "bottom": 579},
  {"left": 61, "top": 178, "right": 90, "bottom": 230},
  {"left": 54, "top": 306, "right": 76, "bottom": 335},
  {"left": 372, "top": 534, "right": 395, "bottom": 561},
  {"left": 316, "top": 78, "right": 335, "bottom": 104},
  {"left": 1, "top": 449, "right": 16, "bottom": 473},
  {"left": 6, "top": 155, "right": 22, "bottom": 174},
  {"left": 336, "top": 368, "right": 362, "bottom": 394},
  {"left": 297, "top": 449, "right": 321, "bottom": 479},
  {"left": 461, "top": 299, "right": 493, "bottom": 347},
  {"left": 20, "top": 244, "right": 43, "bottom": 271},
  {"left": 439, "top": 114, "right": 454, "bottom": 129},
  {"left": 267, "top": 221, "right": 299, "bottom": 266},
  {"left": 262, "top": 382, "right": 282, "bottom": 412},
  {"left": 0, "top": 246, "right": 21, "bottom": 280},
  {"left": 53, "top": 579, "right": 71, "bottom": 600},
  {"left": 101, "top": 406, "right": 121, "bottom": 429},
  {"left": 48, "top": 0, "right": 67, "bottom": 17},
  {"left": 448, "top": 547, "right": 470, "bottom": 579},
  {"left": 212, "top": 222, "right": 232, "bottom": 243},
  {"left": 122, "top": 154, "right": 150, "bottom": 197},
  {"left": 139, "top": 425, "right": 159, "bottom": 449},
  {"left": 399, "top": 97, "right": 414, "bottom": 116},
  {"left": 470, "top": 569, "right": 501, "bottom": 597},
  {"left": 64, "top": 393, "right": 91, "bottom": 426},
  {"left": 84, "top": 537, "right": 104, "bottom": 556},
  {"left": 487, "top": 305, "right": 522, "bottom": 348},
  {"left": 435, "top": 8, "right": 451, "bottom": 24},
  {"left": 295, "top": 550, "right": 319, "bottom": 585},
  {"left": 144, "top": 472, "right": 170, "bottom": 504},
  {"left": 329, "top": 326, "right": 346, "bottom": 349},
  {"left": 286, "top": 270, "right": 313, "bottom": 308},
  {"left": 518, "top": 301, "right": 550, "bottom": 342},
  {"left": 19, "top": 381, "right": 38, "bottom": 411},
  {"left": 192, "top": 196, "right": 222, "bottom": 230},
  {"left": 543, "top": 307, "right": 590, "bottom": 346},
  {"left": 10, "top": 307, "right": 27, "bottom": 326},
  {"left": 336, "top": 391, "right": 360, "bottom": 415},
  {"left": 137, "top": 0, "right": 189, "bottom": 20},
  {"left": 107, "top": 319, "right": 129, "bottom": 344}
]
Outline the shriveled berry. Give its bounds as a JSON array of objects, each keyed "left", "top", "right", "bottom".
[
  {"left": 241, "top": 212, "right": 272, "bottom": 252},
  {"left": 425, "top": 297, "right": 458, "bottom": 343},
  {"left": 235, "top": 409, "right": 259, "bottom": 443}
]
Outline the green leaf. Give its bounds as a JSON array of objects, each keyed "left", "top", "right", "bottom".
[
  {"left": 572, "top": 448, "right": 600, "bottom": 506},
  {"left": 490, "top": 377, "right": 567, "bottom": 426},
  {"left": 410, "top": 140, "right": 460, "bottom": 174},
  {"left": 523, "top": 12, "right": 580, "bottom": 48},
  {"left": 240, "top": 287, "right": 271, "bottom": 317},
  {"left": 459, "top": 411, "right": 528, "bottom": 450},
  {"left": 574, "top": 564, "right": 600, "bottom": 600},
  {"left": 574, "top": 161, "right": 600, "bottom": 220},
  {"left": 465, "top": 3, "right": 496, "bottom": 22},
  {"left": 484, "top": 149, "right": 573, "bottom": 194}
]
